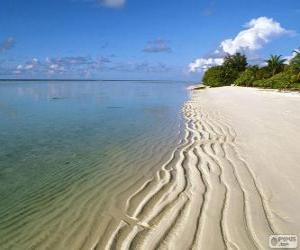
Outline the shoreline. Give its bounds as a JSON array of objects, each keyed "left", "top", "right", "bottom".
[
  {"left": 98, "top": 86, "right": 300, "bottom": 249},
  {"left": 190, "top": 83, "right": 300, "bottom": 93}
]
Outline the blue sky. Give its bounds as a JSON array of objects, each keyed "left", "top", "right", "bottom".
[{"left": 0, "top": 0, "right": 299, "bottom": 80}]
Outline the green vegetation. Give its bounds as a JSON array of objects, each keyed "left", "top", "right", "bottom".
[
  {"left": 265, "top": 55, "right": 286, "bottom": 76},
  {"left": 202, "top": 50, "right": 300, "bottom": 90},
  {"left": 223, "top": 52, "right": 248, "bottom": 72},
  {"left": 290, "top": 50, "right": 300, "bottom": 71},
  {"left": 202, "top": 66, "right": 239, "bottom": 87},
  {"left": 203, "top": 53, "right": 246, "bottom": 87},
  {"left": 253, "top": 72, "right": 294, "bottom": 89},
  {"left": 234, "top": 65, "right": 259, "bottom": 87}
]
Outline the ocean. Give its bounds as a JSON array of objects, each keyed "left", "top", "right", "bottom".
[{"left": 0, "top": 80, "right": 189, "bottom": 249}]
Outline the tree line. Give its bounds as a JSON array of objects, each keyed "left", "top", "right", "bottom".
[{"left": 202, "top": 51, "right": 300, "bottom": 90}]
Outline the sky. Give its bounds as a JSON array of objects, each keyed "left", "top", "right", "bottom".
[{"left": 0, "top": 0, "right": 299, "bottom": 80}]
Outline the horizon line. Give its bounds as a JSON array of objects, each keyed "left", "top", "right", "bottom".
[{"left": 0, "top": 78, "right": 192, "bottom": 83}]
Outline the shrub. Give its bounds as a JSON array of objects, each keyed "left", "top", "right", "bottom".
[
  {"left": 255, "top": 66, "right": 272, "bottom": 80},
  {"left": 203, "top": 66, "right": 225, "bottom": 87},
  {"left": 290, "top": 72, "right": 300, "bottom": 83},
  {"left": 234, "top": 66, "right": 259, "bottom": 86},
  {"left": 252, "top": 79, "right": 271, "bottom": 88},
  {"left": 222, "top": 67, "right": 240, "bottom": 85},
  {"left": 253, "top": 71, "right": 295, "bottom": 89},
  {"left": 203, "top": 66, "right": 239, "bottom": 87},
  {"left": 290, "top": 82, "right": 300, "bottom": 90}
]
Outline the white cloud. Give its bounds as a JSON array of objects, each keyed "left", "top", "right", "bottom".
[
  {"left": 220, "top": 17, "right": 288, "bottom": 54},
  {"left": 189, "top": 58, "right": 224, "bottom": 72},
  {"left": 189, "top": 17, "right": 291, "bottom": 73},
  {"left": 24, "top": 64, "right": 34, "bottom": 70},
  {"left": 101, "top": 0, "right": 125, "bottom": 8}
]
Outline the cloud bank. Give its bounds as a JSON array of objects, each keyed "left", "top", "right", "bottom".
[
  {"left": 4, "top": 55, "right": 169, "bottom": 77},
  {"left": 189, "top": 17, "right": 290, "bottom": 72},
  {"left": 13, "top": 56, "right": 112, "bottom": 77}
]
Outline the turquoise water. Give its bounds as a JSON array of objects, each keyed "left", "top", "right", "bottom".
[{"left": 0, "top": 81, "right": 188, "bottom": 249}]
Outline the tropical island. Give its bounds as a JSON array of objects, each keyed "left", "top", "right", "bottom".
[
  {"left": 1, "top": 0, "right": 300, "bottom": 247},
  {"left": 202, "top": 50, "right": 300, "bottom": 90}
]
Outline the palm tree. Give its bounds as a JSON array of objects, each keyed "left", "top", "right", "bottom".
[
  {"left": 290, "top": 50, "right": 300, "bottom": 71},
  {"left": 265, "top": 55, "right": 286, "bottom": 76},
  {"left": 223, "top": 52, "right": 248, "bottom": 72}
]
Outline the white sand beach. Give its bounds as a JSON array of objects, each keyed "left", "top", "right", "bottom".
[
  {"left": 98, "top": 86, "right": 300, "bottom": 249},
  {"left": 1, "top": 1, "right": 300, "bottom": 248}
]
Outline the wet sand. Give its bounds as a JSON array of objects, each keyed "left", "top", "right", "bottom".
[{"left": 99, "top": 86, "right": 300, "bottom": 249}]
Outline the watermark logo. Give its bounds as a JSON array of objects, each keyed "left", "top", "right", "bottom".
[{"left": 269, "top": 235, "right": 298, "bottom": 249}]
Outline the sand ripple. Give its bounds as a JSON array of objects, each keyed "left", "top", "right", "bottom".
[{"left": 97, "top": 98, "right": 278, "bottom": 250}]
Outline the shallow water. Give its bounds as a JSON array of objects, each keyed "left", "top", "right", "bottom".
[{"left": 0, "top": 81, "right": 188, "bottom": 249}]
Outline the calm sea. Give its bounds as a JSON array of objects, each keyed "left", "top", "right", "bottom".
[{"left": 0, "top": 80, "right": 189, "bottom": 249}]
